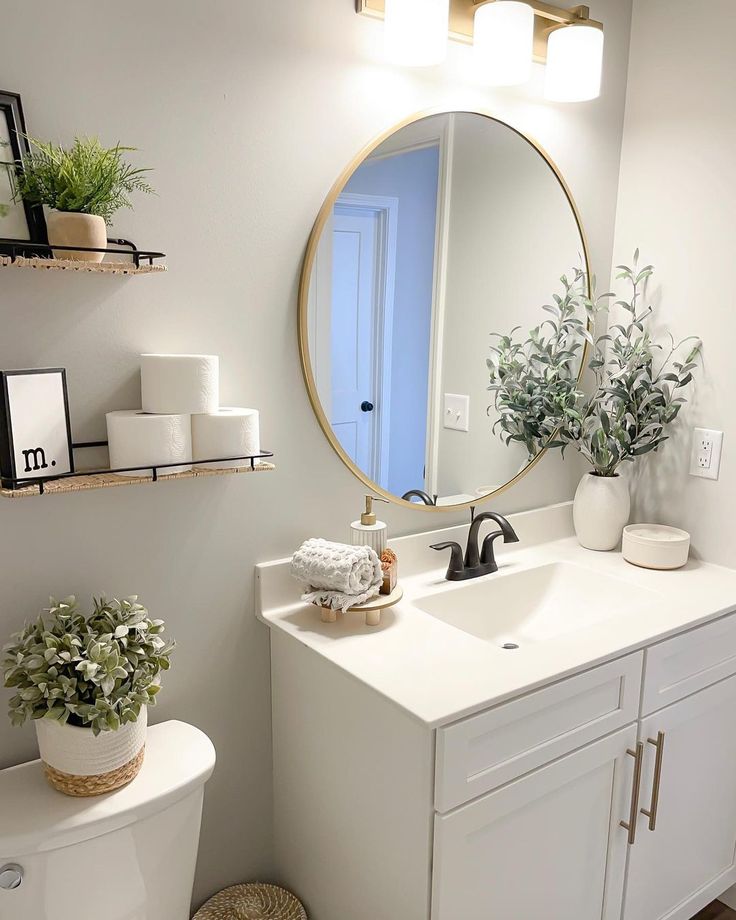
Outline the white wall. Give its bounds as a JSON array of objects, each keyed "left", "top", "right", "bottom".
[
  {"left": 613, "top": 0, "right": 736, "bottom": 567},
  {"left": 0, "top": 0, "right": 632, "bottom": 907}
]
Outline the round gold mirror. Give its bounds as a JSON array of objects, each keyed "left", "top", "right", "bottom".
[{"left": 298, "top": 109, "right": 591, "bottom": 511}]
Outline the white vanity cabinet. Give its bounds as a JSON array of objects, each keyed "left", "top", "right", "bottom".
[{"left": 269, "top": 610, "right": 736, "bottom": 920}]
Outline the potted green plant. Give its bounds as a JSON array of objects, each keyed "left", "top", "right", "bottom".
[
  {"left": 9, "top": 136, "right": 154, "bottom": 262},
  {"left": 3, "top": 595, "right": 174, "bottom": 796},
  {"left": 488, "top": 253, "right": 701, "bottom": 551}
]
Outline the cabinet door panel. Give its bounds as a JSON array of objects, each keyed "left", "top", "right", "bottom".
[
  {"left": 432, "top": 726, "right": 637, "bottom": 920},
  {"left": 624, "top": 673, "right": 736, "bottom": 920}
]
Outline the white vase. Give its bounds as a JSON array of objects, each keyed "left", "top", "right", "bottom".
[
  {"left": 45, "top": 210, "right": 107, "bottom": 262},
  {"left": 35, "top": 707, "right": 147, "bottom": 795},
  {"left": 573, "top": 472, "right": 630, "bottom": 551}
]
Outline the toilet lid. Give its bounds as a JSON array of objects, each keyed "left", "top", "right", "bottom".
[
  {"left": 0, "top": 721, "right": 215, "bottom": 857},
  {"left": 193, "top": 884, "right": 307, "bottom": 920}
]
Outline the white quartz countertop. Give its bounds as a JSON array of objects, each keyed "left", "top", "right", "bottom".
[{"left": 256, "top": 503, "right": 736, "bottom": 728}]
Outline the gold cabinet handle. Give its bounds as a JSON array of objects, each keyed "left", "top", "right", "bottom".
[
  {"left": 620, "top": 742, "right": 644, "bottom": 846},
  {"left": 641, "top": 731, "right": 666, "bottom": 832}
]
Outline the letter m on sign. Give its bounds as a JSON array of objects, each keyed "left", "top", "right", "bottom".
[{"left": 22, "top": 447, "right": 49, "bottom": 472}]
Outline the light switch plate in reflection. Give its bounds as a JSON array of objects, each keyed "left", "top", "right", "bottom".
[{"left": 444, "top": 394, "right": 469, "bottom": 432}]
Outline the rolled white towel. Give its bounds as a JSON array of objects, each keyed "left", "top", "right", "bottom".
[{"left": 291, "top": 538, "right": 383, "bottom": 613}]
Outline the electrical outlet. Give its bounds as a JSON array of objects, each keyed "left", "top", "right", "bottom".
[
  {"left": 444, "top": 394, "right": 470, "bottom": 432},
  {"left": 689, "top": 427, "right": 724, "bottom": 480}
]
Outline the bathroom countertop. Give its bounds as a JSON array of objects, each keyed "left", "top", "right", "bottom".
[{"left": 255, "top": 502, "right": 736, "bottom": 728}]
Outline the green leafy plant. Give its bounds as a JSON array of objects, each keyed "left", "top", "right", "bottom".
[
  {"left": 9, "top": 136, "right": 154, "bottom": 224},
  {"left": 3, "top": 596, "right": 174, "bottom": 735},
  {"left": 488, "top": 253, "right": 701, "bottom": 476},
  {"left": 487, "top": 267, "right": 609, "bottom": 458}
]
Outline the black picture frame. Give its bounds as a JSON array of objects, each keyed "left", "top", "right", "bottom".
[
  {"left": 0, "top": 90, "right": 47, "bottom": 256},
  {"left": 0, "top": 368, "right": 75, "bottom": 490}
]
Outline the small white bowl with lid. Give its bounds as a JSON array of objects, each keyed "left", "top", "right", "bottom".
[{"left": 622, "top": 524, "right": 691, "bottom": 570}]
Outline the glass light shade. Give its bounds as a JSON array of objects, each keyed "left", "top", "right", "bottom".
[
  {"left": 473, "top": 1, "right": 534, "bottom": 86},
  {"left": 544, "top": 24, "right": 604, "bottom": 102},
  {"left": 384, "top": 0, "right": 450, "bottom": 67}
]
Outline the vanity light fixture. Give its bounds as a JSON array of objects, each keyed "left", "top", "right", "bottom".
[
  {"left": 384, "top": 0, "right": 450, "bottom": 67},
  {"left": 544, "top": 21, "right": 604, "bottom": 101},
  {"left": 356, "top": 0, "right": 604, "bottom": 100},
  {"left": 473, "top": 1, "right": 534, "bottom": 86}
]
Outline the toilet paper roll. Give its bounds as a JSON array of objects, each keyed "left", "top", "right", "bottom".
[
  {"left": 140, "top": 354, "right": 219, "bottom": 414},
  {"left": 106, "top": 410, "right": 192, "bottom": 478},
  {"left": 192, "top": 408, "right": 260, "bottom": 469}
]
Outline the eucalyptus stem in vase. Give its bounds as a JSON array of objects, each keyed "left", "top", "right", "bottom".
[{"left": 488, "top": 252, "right": 701, "bottom": 551}]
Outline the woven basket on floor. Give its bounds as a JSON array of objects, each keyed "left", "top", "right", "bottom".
[{"left": 193, "top": 883, "right": 307, "bottom": 920}]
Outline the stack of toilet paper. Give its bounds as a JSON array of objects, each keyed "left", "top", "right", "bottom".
[{"left": 106, "top": 354, "right": 260, "bottom": 478}]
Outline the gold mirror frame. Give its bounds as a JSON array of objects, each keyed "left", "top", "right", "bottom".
[{"left": 298, "top": 107, "right": 592, "bottom": 513}]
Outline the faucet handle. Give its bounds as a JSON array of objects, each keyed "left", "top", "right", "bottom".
[{"left": 430, "top": 541, "right": 465, "bottom": 579}]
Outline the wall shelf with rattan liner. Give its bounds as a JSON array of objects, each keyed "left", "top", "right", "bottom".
[
  {"left": 0, "top": 238, "right": 166, "bottom": 274},
  {"left": 0, "top": 255, "right": 166, "bottom": 275},
  {"left": 1, "top": 461, "right": 276, "bottom": 499}
]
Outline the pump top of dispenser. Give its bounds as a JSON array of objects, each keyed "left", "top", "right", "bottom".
[
  {"left": 360, "top": 494, "right": 386, "bottom": 526},
  {"left": 351, "top": 494, "right": 389, "bottom": 553}
]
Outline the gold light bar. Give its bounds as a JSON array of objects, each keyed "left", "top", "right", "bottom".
[{"left": 355, "top": 0, "right": 603, "bottom": 64}]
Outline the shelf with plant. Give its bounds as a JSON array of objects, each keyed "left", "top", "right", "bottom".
[
  {"left": 1, "top": 135, "right": 163, "bottom": 271},
  {"left": 488, "top": 252, "right": 701, "bottom": 550}
]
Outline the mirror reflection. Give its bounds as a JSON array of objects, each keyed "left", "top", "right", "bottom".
[{"left": 304, "top": 112, "right": 587, "bottom": 508}]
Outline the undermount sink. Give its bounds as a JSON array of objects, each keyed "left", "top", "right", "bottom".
[{"left": 414, "top": 562, "right": 661, "bottom": 649}]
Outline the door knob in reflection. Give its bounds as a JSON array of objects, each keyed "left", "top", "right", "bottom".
[{"left": 361, "top": 401, "right": 375, "bottom": 412}]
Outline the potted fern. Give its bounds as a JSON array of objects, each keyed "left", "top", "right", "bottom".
[
  {"left": 488, "top": 254, "right": 701, "bottom": 551},
  {"left": 10, "top": 136, "right": 153, "bottom": 262},
  {"left": 3, "top": 595, "right": 174, "bottom": 796}
]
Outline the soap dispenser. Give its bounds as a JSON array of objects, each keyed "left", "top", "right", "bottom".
[{"left": 351, "top": 495, "right": 389, "bottom": 555}]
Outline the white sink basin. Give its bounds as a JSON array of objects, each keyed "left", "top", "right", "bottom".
[{"left": 414, "top": 562, "right": 661, "bottom": 649}]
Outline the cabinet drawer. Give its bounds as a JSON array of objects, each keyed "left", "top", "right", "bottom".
[
  {"left": 434, "top": 652, "right": 643, "bottom": 812},
  {"left": 642, "top": 611, "right": 736, "bottom": 715}
]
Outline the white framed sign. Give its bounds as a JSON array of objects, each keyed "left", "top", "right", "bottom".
[{"left": 0, "top": 368, "right": 74, "bottom": 489}]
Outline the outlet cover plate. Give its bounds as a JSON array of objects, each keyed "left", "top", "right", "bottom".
[
  {"left": 689, "top": 427, "right": 724, "bottom": 480},
  {"left": 444, "top": 393, "right": 470, "bottom": 432}
]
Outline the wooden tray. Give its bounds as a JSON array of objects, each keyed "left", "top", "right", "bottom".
[{"left": 319, "top": 585, "right": 403, "bottom": 627}]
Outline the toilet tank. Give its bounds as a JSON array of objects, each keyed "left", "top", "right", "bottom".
[{"left": 0, "top": 720, "right": 216, "bottom": 920}]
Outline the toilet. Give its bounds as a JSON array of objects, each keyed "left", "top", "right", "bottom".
[{"left": 0, "top": 720, "right": 216, "bottom": 920}]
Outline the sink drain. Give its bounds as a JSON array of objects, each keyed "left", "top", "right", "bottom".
[{"left": 501, "top": 642, "right": 520, "bottom": 650}]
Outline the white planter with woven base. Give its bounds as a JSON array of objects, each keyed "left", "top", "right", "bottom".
[
  {"left": 46, "top": 210, "right": 107, "bottom": 262},
  {"left": 573, "top": 472, "right": 630, "bottom": 551},
  {"left": 35, "top": 706, "right": 146, "bottom": 796}
]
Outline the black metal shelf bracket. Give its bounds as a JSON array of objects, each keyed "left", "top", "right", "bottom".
[
  {"left": 9, "top": 441, "right": 274, "bottom": 495},
  {"left": 0, "top": 238, "right": 165, "bottom": 268}
]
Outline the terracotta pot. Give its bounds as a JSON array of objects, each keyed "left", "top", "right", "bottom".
[
  {"left": 45, "top": 210, "right": 107, "bottom": 262},
  {"left": 35, "top": 707, "right": 147, "bottom": 796},
  {"left": 573, "top": 472, "right": 630, "bottom": 551}
]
